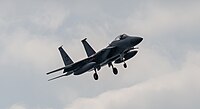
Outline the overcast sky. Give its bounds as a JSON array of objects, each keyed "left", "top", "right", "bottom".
[{"left": 1, "top": 0, "right": 200, "bottom": 109}]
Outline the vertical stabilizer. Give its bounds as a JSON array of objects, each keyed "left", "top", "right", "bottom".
[
  {"left": 58, "top": 46, "right": 74, "bottom": 66},
  {"left": 81, "top": 38, "right": 96, "bottom": 57}
]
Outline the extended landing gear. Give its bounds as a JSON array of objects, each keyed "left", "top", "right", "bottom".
[
  {"left": 123, "top": 62, "right": 127, "bottom": 68},
  {"left": 113, "top": 67, "right": 118, "bottom": 75},
  {"left": 93, "top": 68, "right": 98, "bottom": 80},
  {"left": 109, "top": 63, "right": 118, "bottom": 75},
  {"left": 93, "top": 73, "right": 98, "bottom": 80},
  {"left": 121, "top": 57, "right": 127, "bottom": 68}
]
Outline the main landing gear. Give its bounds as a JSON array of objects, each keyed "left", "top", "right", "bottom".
[
  {"left": 113, "top": 67, "right": 118, "bottom": 75},
  {"left": 93, "top": 72, "right": 98, "bottom": 80},
  {"left": 109, "top": 63, "right": 118, "bottom": 75},
  {"left": 93, "top": 63, "right": 122, "bottom": 80},
  {"left": 93, "top": 68, "right": 98, "bottom": 80}
]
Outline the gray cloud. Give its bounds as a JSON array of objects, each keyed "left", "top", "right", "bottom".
[
  {"left": 64, "top": 51, "right": 200, "bottom": 109},
  {"left": 0, "top": 0, "right": 200, "bottom": 109}
]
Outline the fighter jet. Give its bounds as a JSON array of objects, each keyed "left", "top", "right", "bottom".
[{"left": 46, "top": 34, "right": 143, "bottom": 81}]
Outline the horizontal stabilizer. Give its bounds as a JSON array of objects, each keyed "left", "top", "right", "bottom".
[
  {"left": 48, "top": 73, "right": 71, "bottom": 81},
  {"left": 46, "top": 66, "right": 66, "bottom": 75}
]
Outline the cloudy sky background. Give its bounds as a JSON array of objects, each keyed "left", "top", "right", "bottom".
[{"left": 1, "top": 0, "right": 200, "bottom": 109}]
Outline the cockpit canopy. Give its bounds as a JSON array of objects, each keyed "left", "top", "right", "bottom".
[{"left": 114, "top": 34, "right": 128, "bottom": 41}]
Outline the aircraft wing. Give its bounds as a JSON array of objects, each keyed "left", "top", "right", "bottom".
[
  {"left": 47, "top": 46, "right": 118, "bottom": 74},
  {"left": 47, "top": 56, "right": 95, "bottom": 81},
  {"left": 46, "top": 66, "right": 66, "bottom": 75},
  {"left": 64, "top": 56, "right": 93, "bottom": 72},
  {"left": 47, "top": 56, "right": 93, "bottom": 75}
]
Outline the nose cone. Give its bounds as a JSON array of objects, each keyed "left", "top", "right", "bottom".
[
  {"left": 131, "top": 36, "right": 143, "bottom": 46},
  {"left": 137, "top": 37, "right": 143, "bottom": 43}
]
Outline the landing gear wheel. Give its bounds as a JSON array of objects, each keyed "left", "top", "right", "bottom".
[
  {"left": 93, "top": 73, "right": 98, "bottom": 80},
  {"left": 113, "top": 67, "right": 118, "bottom": 75},
  {"left": 123, "top": 63, "right": 127, "bottom": 68}
]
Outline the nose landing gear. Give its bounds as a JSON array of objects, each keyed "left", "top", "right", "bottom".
[
  {"left": 123, "top": 62, "right": 127, "bottom": 68},
  {"left": 93, "top": 73, "right": 98, "bottom": 80}
]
